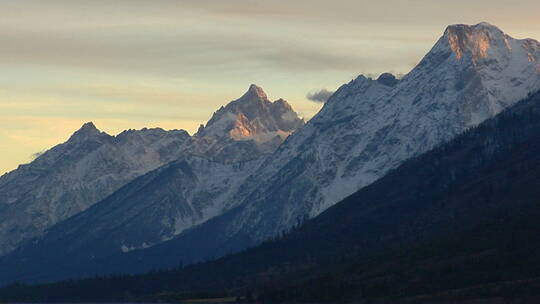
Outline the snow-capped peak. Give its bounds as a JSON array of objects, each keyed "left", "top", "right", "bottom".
[
  {"left": 243, "top": 84, "right": 268, "bottom": 100},
  {"left": 411, "top": 22, "right": 540, "bottom": 126},
  {"left": 188, "top": 85, "right": 304, "bottom": 162},
  {"left": 76, "top": 121, "right": 100, "bottom": 133},
  {"left": 196, "top": 84, "right": 304, "bottom": 142},
  {"left": 438, "top": 22, "right": 540, "bottom": 66},
  {"left": 443, "top": 22, "right": 506, "bottom": 61}
]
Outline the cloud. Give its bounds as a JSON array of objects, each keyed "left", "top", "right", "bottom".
[{"left": 307, "top": 89, "right": 334, "bottom": 103}]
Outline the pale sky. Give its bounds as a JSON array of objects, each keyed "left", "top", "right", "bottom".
[{"left": 1, "top": 0, "right": 540, "bottom": 174}]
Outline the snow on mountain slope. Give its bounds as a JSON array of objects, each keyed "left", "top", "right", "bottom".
[
  {"left": 33, "top": 155, "right": 263, "bottom": 258},
  {"left": 0, "top": 123, "right": 190, "bottom": 256},
  {"left": 157, "top": 22, "right": 540, "bottom": 256}
]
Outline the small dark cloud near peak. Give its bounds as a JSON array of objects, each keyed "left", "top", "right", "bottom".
[{"left": 307, "top": 89, "right": 335, "bottom": 103}]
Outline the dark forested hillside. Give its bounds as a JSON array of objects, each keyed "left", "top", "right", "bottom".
[{"left": 2, "top": 90, "right": 540, "bottom": 303}]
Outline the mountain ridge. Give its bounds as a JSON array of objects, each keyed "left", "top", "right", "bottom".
[{"left": 193, "top": 84, "right": 305, "bottom": 162}]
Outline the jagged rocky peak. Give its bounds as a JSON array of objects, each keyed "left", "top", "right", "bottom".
[
  {"left": 68, "top": 121, "right": 109, "bottom": 142},
  {"left": 196, "top": 84, "right": 304, "bottom": 142},
  {"left": 75, "top": 121, "right": 99, "bottom": 134},
  {"left": 243, "top": 83, "right": 268, "bottom": 100}
]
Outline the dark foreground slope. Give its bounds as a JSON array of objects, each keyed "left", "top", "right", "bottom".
[{"left": 2, "top": 90, "right": 540, "bottom": 303}]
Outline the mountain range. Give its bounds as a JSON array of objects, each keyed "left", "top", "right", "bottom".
[
  {"left": 0, "top": 22, "right": 539, "bottom": 290},
  {"left": 0, "top": 85, "right": 303, "bottom": 257},
  {"left": 5, "top": 75, "right": 540, "bottom": 304}
]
